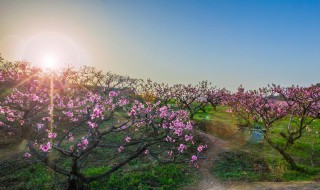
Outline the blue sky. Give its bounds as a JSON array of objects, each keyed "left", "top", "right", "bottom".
[{"left": 0, "top": 0, "right": 319, "bottom": 90}]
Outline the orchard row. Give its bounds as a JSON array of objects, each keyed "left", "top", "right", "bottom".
[{"left": 0, "top": 60, "right": 319, "bottom": 187}]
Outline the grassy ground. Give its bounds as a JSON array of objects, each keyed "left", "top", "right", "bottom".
[
  {"left": 0, "top": 125, "right": 199, "bottom": 190},
  {"left": 0, "top": 155, "right": 197, "bottom": 190},
  {"left": 1, "top": 104, "right": 319, "bottom": 189},
  {"left": 194, "top": 105, "right": 320, "bottom": 182}
]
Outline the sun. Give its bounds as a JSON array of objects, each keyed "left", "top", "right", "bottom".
[
  {"left": 42, "top": 54, "right": 57, "bottom": 69},
  {"left": 20, "top": 32, "right": 83, "bottom": 69}
]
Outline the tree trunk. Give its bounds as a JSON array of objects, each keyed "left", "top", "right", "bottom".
[
  {"left": 209, "top": 102, "right": 217, "bottom": 111},
  {"left": 67, "top": 178, "right": 85, "bottom": 190},
  {"left": 68, "top": 158, "right": 84, "bottom": 189},
  {"left": 265, "top": 137, "right": 303, "bottom": 171},
  {"left": 200, "top": 107, "right": 207, "bottom": 113}
]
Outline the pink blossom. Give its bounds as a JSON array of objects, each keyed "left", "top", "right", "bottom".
[
  {"left": 65, "top": 111, "right": 73, "bottom": 118},
  {"left": 91, "top": 107, "right": 102, "bottom": 119},
  {"left": 185, "top": 121, "right": 193, "bottom": 130},
  {"left": 165, "top": 135, "right": 175, "bottom": 142},
  {"left": 77, "top": 138, "right": 89, "bottom": 150},
  {"left": 0, "top": 72, "right": 4, "bottom": 82},
  {"left": 191, "top": 155, "right": 197, "bottom": 162},
  {"left": 88, "top": 121, "right": 98, "bottom": 128},
  {"left": 42, "top": 117, "right": 51, "bottom": 122},
  {"left": 67, "top": 100, "right": 74, "bottom": 108},
  {"left": 118, "top": 98, "right": 129, "bottom": 106},
  {"left": 24, "top": 152, "right": 31, "bottom": 158},
  {"left": 185, "top": 134, "right": 193, "bottom": 142},
  {"left": 48, "top": 132, "right": 57, "bottom": 139},
  {"left": 125, "top": 136, "right": 131, "bottom": 143},
  {"left": 71, "top": 118, "right": 78, "bottom": 122},
  {"left": 40, "top": 142, "right": 51, "bottom": 152},
  {"left": 30, "top": 94, "right": 39, "bottom": 101},
  {"left": 225, "top": 108, "right": 233, "bottom": 113},
  {"left": 109, "top": 91, "right": 118, "bottom": 97},
  {"left": 174, "top": 128, "right": 183, "bottom": 136},
  {"left": 197, "top": 145, "right": 204, "bottom": 152},
  {"left": 178, "top": 144, "right": 186, "bottom": 153},
  {"left": 144, "top": 149, "right": 149, "bottom": 154},
  {"left": 118, "top": 146, "right": 124, "bottom": 152}
]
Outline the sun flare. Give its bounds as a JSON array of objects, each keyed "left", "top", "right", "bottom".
[{"left": 42, "top": 54, "right": 57, "bottom": 69}]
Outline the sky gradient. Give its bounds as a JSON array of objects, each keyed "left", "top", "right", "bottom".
[{"left": 0, "top": 0, "right": 319, "bottom": 90}]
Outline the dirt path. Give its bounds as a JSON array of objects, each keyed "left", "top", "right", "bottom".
[
  {"left": 185, "top": 130, "right": 232, "bottom": 190},
  {"left": 185, "top": 131, "right": 320, "bottom": 190},
  {"left": 228, "top": 181, "right": 320, "bottom": 190}
]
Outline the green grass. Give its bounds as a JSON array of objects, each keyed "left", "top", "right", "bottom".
[
  {"left": 0, "top": 109, "right": 199, "bottom": 189},
  {"left": 282, "top": 168, "right": 320, "bottom": 181},
  {"left": 0, "top": 160, "right": 196, "bottom": 190},
  {"left": 213, "top": 151, "right": 274, "bottom": 182},
  {"left": 0, "top": 158, "right": 66, "bottom": 190},
  {"left": 85, "top": 163, "right": 197, "bottom": 190},
  {"left": 199, "top": 105, "right": 320, "bottom": 182}
]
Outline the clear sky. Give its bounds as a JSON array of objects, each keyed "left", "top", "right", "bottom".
[{"left": 0, "top": 0, "right": 319, "bottom": 90}]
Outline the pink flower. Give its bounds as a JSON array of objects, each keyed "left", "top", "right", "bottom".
[
  {"left": 48, "top": 132, "right": 57, "bottom": 139},
  {"left": 178, "top": 144, "right": 186, "bottom": 153},
  {"left": 118, "top": 146, "right": 124, "bottom": 152},
  {"left": 37, "top": 123, "right": 44, "bottom": 130},
  {"left": 174, "top": 128, "right": 183, "bottom": 136},
  {"left": 185, "top": 121, "right": 193, "bottom": 130},
  {"left": 42, "top": 117, "right": 51, "bottom": 122},
  {"left": 40, "top": 142, "right": 51, "bottom": 152},
  {"left": 30, "top": 94, "right": 39, "bottom": 101},
  {"left": 88, "top": 121, "right": 98, "bottom": 128},
  {"left": 166, "top": 136, "right": 173, "bottom": 142},
  {"left": 191, "top": 155, "right": 197, "bottom": 162},
  {"left": 144, "top": 149, "right": 149, "bottom": 154},
  {"left": 91, "top": 107, "right": 103, "bottom": 119},
  {"left": 24, "top": 152, "right": 31, "bottom": 158},
  {"left": 125, "top": 136, "right": 131, "bottom": 143},
  {"left": 71, "top": 118, "right": 78, "bottom": 122},
  {"left": 109, "top": 91, "right": 118, "bottom": 97},
  {"left": 225, "top": 108, "right": 233, "bottom": 113},
  {"left": 0, "top": 72, "right": 4, "bottom": 82},
  {"left": 82, "top": 138, "right": 88, "bottom": 146},
  {"left": 67, "top": 100, "right": 74, "bottom": 108},
  {"left": 185, "top": 134, "right": 193, "bottom": 141},
  {"left": 65, "top": 111, "right": 73, "bottom": 118},
  {"left": 197, "top": 145, "right": 204, "bottom": 152},
  {"left": 77, "top": 138, "right": 88, "bottom": 150}
]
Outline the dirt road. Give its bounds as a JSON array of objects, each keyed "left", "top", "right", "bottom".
[{"left": 185, "top": 131, "right": 320, "bottom": 190}]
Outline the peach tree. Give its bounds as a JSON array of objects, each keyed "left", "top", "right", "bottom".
[{"left": 0, "top": 61, "right": 204, "bottom": 189}]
